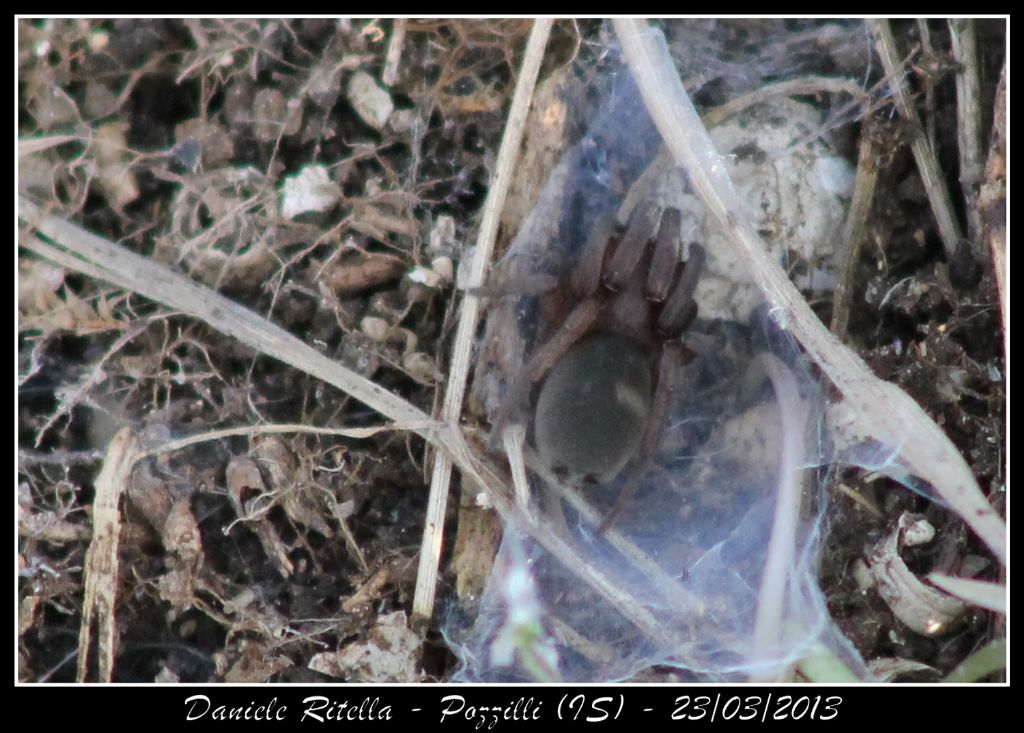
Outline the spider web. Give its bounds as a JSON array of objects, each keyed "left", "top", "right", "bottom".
[{"left": 447, "top": 20, "right": 878, "bottom": 682}]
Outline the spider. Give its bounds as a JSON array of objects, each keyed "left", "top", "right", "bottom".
[{"left": 490, "top": 203, "right": 705, "bottom": 534}]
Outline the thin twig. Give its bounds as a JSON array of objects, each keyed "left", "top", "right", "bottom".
[
  {"left": 412, "top": 19, "right": 553, "bottom": 627},
  {"left": 915, "top": 19, "right": 937, "bottom": 152},
  {"left": 613, "top": 19, "right": 1004, "bottom": 565},
  {"left": 134, "top": 421, "right": 439, "bottom": 460},
  {"left": 751, "top": 353, "right": 807, "bottom": 678},
  {"left": 949, "top": 19, "right": 984, "bottom": 248},
  {"left": 502, "top": 424, "right": 531, "bottom": 511},
  {"left": 19, "top": 448, "right": 107, "bottom": 466},
  {"left": 382, "top": 19, "right": 407, "bottom": 88},
  {"left": 831, "top": 123, "right": 880, "bottom": 338},
  {"left": 979, "top": 61, "right": 1006, "bottom": 336},
  {"left": 701, "top": 76, "right": 868, "bottom": 129},
  {"left": 927, "top": 573, "right": 1005, "bottom": 614},
  {"left": 870, "top": 20, "right": 963, "bottom": 259},
  {"left": 77, "top": 428, "right": 139, "bottom": 682}
]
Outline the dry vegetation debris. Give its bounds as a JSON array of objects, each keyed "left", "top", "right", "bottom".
[{"left": 18, "top": 19, "right": 1004, "bottom": 683}]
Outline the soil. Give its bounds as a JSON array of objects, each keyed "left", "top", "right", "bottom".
[{"left": 18, "top": 19, "right": 1005, "bottom": 683}]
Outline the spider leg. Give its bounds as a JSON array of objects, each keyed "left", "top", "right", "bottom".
[
  {"left": 487, "top": 297, "right": 604, "bottom": 451},
  {"left": 466, "top": 272, "right": 559, "bottom": 298},
  {"left": 603, "top": 202, "right": 659, "bottom": 290},
  {"left": 569, "top": 213, "right": 617, "bottom": 298},
  {"left": 657, "top": 242, "right": 705, "bottom": 335},
  {"left": 597, "top": 340, "right": 695, "bottom": 535},
  {"left": 645, "top": 207, "right": 682, "bottom": 302}
]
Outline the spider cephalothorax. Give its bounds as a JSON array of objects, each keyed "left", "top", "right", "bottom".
[{"left": 491, "top": 203, "right": 705, "bottom": 532}]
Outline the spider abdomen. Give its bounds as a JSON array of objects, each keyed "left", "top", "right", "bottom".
[{"left": 533, "top": 332, "right": 652, "bottom": 484}]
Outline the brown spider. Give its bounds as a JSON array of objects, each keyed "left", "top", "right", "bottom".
[{"left": 491, "top": 203, "right": 705, "bottom": 533}]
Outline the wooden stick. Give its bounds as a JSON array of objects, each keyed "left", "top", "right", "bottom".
[
  {"left": 410, "top": 18, "right": 553, "bottom": 627},
  {"left": 871, "top": 20, "right": 963, "bottom": 259}
]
